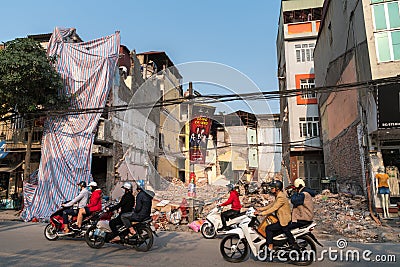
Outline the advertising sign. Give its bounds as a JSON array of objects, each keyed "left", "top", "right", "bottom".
[
  {"left": 189, "top": 105, "right": 214, "bottom": 164},
  {"left": 0, "top": 141, "right": 8, "bottom": 159},
  {"left": 378, "top": 84, "right": 400, "bottom": 128}
]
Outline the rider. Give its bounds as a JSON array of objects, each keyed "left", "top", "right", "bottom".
[
  {"left": 108, "top": 182, "right": 135, "bottom": 243},
  {"left": 255, "top": 180, "right": 292, "bottom": 252},
  {"left": 289, "top": 178, "right": 315, "bottom": 230},
  {"left": 73, "top": 181, "right": 102, "bottom": 230},
  {"left": 61, "top": 181, "right": 90, "bottom": 233},
  {"left": 218, "top": 183, "right": 242, "bottom": 231},
  {"left": 121, "top": 179, "right": 154, "bottom": 236}
]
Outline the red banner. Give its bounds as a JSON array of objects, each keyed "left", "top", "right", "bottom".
[{"left": 189, "top": 116, "right": 211, "bottom": 164}]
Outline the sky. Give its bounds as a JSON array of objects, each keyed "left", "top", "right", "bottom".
[{"left": 1, "top": 0, "right": 282, "bottom": 114}]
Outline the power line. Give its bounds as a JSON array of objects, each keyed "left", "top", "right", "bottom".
[{"left": 1, "top": 74, "right": 399, "bottom": 120}]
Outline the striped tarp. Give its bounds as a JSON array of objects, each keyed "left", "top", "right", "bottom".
[{"left": 22, "top": 27, "right": 120, "bottom": 221}]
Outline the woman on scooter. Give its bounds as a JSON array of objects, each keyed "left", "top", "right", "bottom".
[
  {"left": 73, "top": 181, "right": 102, "bottom": 230},
  {"left": 289, "top": 178, "right": 315, "bottom": 229},
  {"left": 218, "top": 183, "right": 242, "bottom": 231},
  {"left": 255, "top": 180, "right": 294, "bottom": 252}
]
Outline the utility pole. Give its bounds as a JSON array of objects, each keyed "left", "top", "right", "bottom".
[{"left": 187, "top": 82, "right": 195, "bottom": 222}]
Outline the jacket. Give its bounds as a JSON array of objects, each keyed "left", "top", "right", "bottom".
[
  {"left": 87, "top": 189, "right": 102, "bottom": 212},
  {"left": 110, "top": 192, "right": 135, "bottom": 214},
  {"left": 259, "top": 191, "right": 291, "bottom": 227},
  {"left": 134, "top": 190, "right": 153, "bottom": 220},
  {"left": 64, "top": 187, "right": 90, "bottom": 209},
  {"left": 292, "top": 189, "right": 314, "bottom": 223},
  {"left": 220, "top": 190, "right": 242, "bottom": 211}
]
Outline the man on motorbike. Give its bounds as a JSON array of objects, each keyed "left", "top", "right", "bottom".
[
  {"left": 288, "top": 178, "right": 315, "bottom": 230},
  {"left": 218, "top": 183, "right": 242, "bottom": 231},
  {"left": 255, "top": 180, "right": 293, "bottom": 252},
  {"left": 73, "top": 181, "right": 102, "bottom": 230},
  {"left": 121, "top": 179, "right": 153, "bottom": 236},
  {"left": 61, "top": 181, "right": 90, "bottom": 233},
  {"left": 108, "top": 182, "right": 135, "bottom": 243}
]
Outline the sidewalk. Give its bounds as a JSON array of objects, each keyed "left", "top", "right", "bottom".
[{"left": 0, "top": 209, "right": 23, "bottom": 222}]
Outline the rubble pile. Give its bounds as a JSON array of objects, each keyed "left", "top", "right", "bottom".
[
  {"left": 313, "top": 189, "right": 399, "bottom": 242},
  {"left": 151, "top": 182, "right": 399, "bottom": 243},
  {"left": 156, "top": 179, "right": 227, "bottom": 205}
]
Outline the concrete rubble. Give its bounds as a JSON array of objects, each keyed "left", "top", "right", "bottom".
[{"left": 151, "top": 183, "right": 400, "bottom": 243}]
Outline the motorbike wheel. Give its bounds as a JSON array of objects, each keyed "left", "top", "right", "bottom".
[
  {"left": 85, "top": 225, "right": 105, "bottom": 249},
  {"left": 132, "top": 226, "right": 154, "bottom": 252},
  {"left": 201, "top": 221, "right": 217, "bottom": 239},
  {"left": 290, "top": 235, "right": 316, "bottom": 266},
  {"left": 220, "top": 234, "right": 249, "bottom": 263},
  {"left": 44, "top": 223, "right": 59, "bottom": 241}
]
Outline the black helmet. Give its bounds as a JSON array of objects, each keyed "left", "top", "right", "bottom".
[
  {"left": 271, "top": 180, "right": 283, "bottom": 191},
  {"left": 77, "top": 181, "right": 87, "bottom": 187}
]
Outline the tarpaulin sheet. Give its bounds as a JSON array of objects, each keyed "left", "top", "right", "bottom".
[{"left": 22, "top": 27, "right": 120, "bottom": 221}]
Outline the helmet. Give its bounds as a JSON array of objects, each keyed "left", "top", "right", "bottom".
[
  {"left": 136, "top": 179, "right": 145, "bottom": 190},
  {"left": 226, "top": 183, "right": 234, "bottom": 191},
  {"left": 77, "top": 181, "right": 87, "bottom": 187},
  {"left": 294, "top": 178, "right": 305, "bottom": 189},
  {"left": 89, "top": 181, "right": 97, "bottom": 187},
  {"left": 122, "top": 182, "right": 132, "bottom": 190},
  {"left": 271, "top": 180, "right": 283, "bottom": 191}
]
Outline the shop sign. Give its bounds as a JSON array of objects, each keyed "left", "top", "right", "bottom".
[{"left": 378, "top": 84, "right": 400, "bottom": 128}]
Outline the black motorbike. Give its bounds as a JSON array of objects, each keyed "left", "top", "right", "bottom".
[{"left": 85, "top": 211, "right": 157, "bottom": 252}]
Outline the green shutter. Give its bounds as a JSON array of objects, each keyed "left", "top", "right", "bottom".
[
  {"left": 388, "top": 2, "right": 400, "bottom": 29},
  {"left": 374, "top": 4, "right": 388, "bottom": 30},
  {"left": 371, "top": 0, "right": 384, "bottom": 3},
  {"left": 391, "top": 31, "right": 400, "bottom": 60},
  {"left": 376, "top": 32, "right": 391, "bottom": 61}
]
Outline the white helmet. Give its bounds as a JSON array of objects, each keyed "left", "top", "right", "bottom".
[
  {"left": 122, "top": 182, "right": 132, "bottom": 190},
  {"left": 89, "top": 181, "right": 97, "bottom": 187},
  {"left": 294, "top": 178, "right": 305, "bottom": 188}
]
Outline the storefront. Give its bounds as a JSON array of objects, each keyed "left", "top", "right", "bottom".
[
  {"left": 371, "top": 84, "right": 400, "bottom": 215},
  {"left": 0, "top": 162, "right": 23, "bottom": 210}
]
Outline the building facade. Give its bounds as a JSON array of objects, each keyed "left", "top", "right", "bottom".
[
  {"left": 257, "top": 114, "right": 283, "bottom": 181},
  {"left": 314, "top": 0, "right": 400, "bottom": 212},
  {"left": 277, "top": 0, "right": 325, "bottom": 192}
]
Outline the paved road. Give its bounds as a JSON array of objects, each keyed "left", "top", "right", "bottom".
[{"left": 0, "top": 221, "right": 398, "bottom": 267}]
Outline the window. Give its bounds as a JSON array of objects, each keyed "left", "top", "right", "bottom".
[
  {"left": 372, "top": 1, "right": 400, "bottom": 62},
  {"left": 283, "top": 8, "right": 322, "bottom": 23},
  {"left": 299, "top": 117, "right": 319, "bottom": 137},
  {"left": 295, "top": 43, "right": 315, "bottom": 62},
  {"left": 300, "top": 78, "right": 316, "bottom": 99}
]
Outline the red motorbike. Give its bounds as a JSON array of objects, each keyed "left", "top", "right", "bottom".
[{"left": 44, "top": 204, "right": 112, "bottom": 241}]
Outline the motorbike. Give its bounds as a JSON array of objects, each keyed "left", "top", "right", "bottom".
[
  {"left": 85, "top": 211, "right": 157, "bottom": 252},
  {"left": 44, "top": 204, "right": 111, "bottom": 241},
  {"left": 201, "top": 206, "right": 248, "bottom": 239},
  {"left": 220, "top": 207, "right": 323, "bottom": 265}
]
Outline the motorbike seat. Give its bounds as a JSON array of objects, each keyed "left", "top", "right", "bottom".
[{"left": 230, "top": 211, "right": 247, "bottom": 219}]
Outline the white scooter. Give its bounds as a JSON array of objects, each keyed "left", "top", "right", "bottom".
[
  {"left": 220, "top": 207, "right": 323, "bottom": 265},
  {"left": 201, "top": 206, "right": 248, "bottom": 239}
]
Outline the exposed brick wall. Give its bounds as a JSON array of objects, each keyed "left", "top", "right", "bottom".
[{"left": 324, "top": 122, "right": 365, "bottom": 195}]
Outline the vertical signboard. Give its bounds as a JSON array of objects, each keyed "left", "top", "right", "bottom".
[
  {"left": 378, "top": 84, "right": 400, "bottom": 128},
  {"left": 189, "top": 105, "right": 214, "bottom": 164}
]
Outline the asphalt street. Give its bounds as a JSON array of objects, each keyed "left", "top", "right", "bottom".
[{"left": 0, "top": 221, "right": 398, "bottom": 267}]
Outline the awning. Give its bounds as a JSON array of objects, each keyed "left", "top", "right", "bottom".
[{"left": 0, "top": 161, "right": 24, "bottom": 173}]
